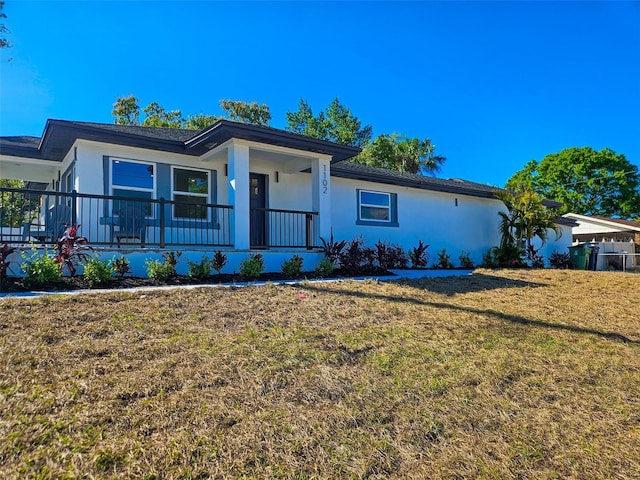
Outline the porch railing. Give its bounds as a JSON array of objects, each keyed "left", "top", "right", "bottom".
[
  {"left": 250, "top": 207, "right": 319, "bottom": 249},
  {"left": 1, "top": 187, "right": 320, "bottom": 250},
  {"left": 0, "top": 187, "right": 232, "bottom": 248}
]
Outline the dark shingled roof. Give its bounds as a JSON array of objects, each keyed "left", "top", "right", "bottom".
[
  {"left": 0, "top": 136, "right": 43, "bottom": 159},
  {"left": 331, "top": 161, "right": 500, "bottom": 198},
  {"left": 0, "top": 119, "right": 361, "bottom": 163},
  {"left": 68, "top": 121, "right": 197, "bottom": 142}
]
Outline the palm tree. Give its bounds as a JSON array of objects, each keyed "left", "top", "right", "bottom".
[
  {"left": 514, "top": 189, "right": 562, "bottom": 250},
  {"left": 495, "top": 188, "right": 562, "bottom": 266}
]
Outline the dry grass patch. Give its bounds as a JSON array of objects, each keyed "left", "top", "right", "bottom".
[{"left": 1, "top": 269, "right": 639, "bottom": 479}]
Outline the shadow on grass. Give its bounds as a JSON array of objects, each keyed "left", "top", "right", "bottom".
[
  {"left": 389, "top": 272, "right": 548, "bottom": 296},
  {"left": 293, "top": 276, "right": 639, "bottom": 345}
]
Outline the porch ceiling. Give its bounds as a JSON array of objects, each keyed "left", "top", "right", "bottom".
[{"left": 0, "top": 158, "right": 58, "bottom": 183}]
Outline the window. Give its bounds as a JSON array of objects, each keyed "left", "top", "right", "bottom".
[
  {"left": 359, "top": 190, "right": 391, "bottom": 222},
  {"left": 356, "top": 189, "right": 398, "bottom": 227},
  {"left": 111, "top": 159, "right": 154, "bottom": 215},
  {"left": 172, "top": 167, "right": 209, "bottom": 219}
]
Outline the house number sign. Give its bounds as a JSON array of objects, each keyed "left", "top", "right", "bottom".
[{"left": 322, "top": 164, "right": 328, "bottom": 194}]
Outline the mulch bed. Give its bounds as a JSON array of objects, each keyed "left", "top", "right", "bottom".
[{"left": 0, "top": 269, "right": 392, "bottom": 294}]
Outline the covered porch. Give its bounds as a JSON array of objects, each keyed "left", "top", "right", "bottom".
[{"left": 1, "top": 120, "right": 359, "bottom": 252}]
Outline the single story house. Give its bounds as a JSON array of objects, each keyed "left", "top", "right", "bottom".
[
  {"left": 562, "top": 213, "right": 640, "bottom": 270},
  {"left": 1, "top": 119, "right": 572, "bottom": 275}
]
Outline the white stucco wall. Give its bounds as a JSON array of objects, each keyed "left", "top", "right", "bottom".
[
  {"left": 531, "top": 224, "right": 573, "bottom": 265},
  {"left": 329, "top": 177, "right": 505, "bottom": 267}
]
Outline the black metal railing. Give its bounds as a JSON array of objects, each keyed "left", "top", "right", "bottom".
[
  {"left": 1, "top": 187, "right": 320, "bottom": 249},
  {"left": 0, "top": 187, "right": 233, "bottom": 248},
  {"left": 250, "top": 207, "right": 319, "bottom": 249}
]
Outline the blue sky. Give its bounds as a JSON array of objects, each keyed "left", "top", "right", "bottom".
[{"left": 1, "top": 1, "right": 638, "bottom": 187}]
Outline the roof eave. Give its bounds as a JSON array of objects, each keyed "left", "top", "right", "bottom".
[
  {"left": 185, "top": 120, "right": 361, "bottom": 162},
  {"left": 331, "top": 166, "right": 497, "bottom": 199}
]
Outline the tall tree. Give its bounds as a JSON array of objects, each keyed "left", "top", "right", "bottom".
[
  {"left": 506, "top": 147, "right": 640, "bottom": 218},
  {"left": 285, "top": 98, "right": 372, "bottom": 147},
  {"left": 357, "top": 133, "right": 445, "bottom": 175},
  {"left": 184, "top": 113, "right": 221, "bottom": 131},
  {"left": 112, "top": 96, "right": 271, "bottom": 129},
  {"left": 220, "top": 100, "right": 271, "bottom": 125},
  {"left": 0, "top": 1, "right": 10, "bottom": 49},
  {"left": 112, "top": 95, "right": 140, "bottom": 126},
  {"left": 141, "top": 102, "right": 183, "bottom": 128}
]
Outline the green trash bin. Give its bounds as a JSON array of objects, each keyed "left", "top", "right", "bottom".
[{"left": 568, "top": 245, "right": 592, "bottom": 270}]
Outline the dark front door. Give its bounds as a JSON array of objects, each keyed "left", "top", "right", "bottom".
[{"left": 250, "top": 173, "right": 267, "bottom": 247}]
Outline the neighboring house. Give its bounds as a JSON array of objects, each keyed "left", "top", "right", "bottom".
[
  {"left": 0, "top": 119, "right": 572, "bottom": 274},
  {"left": 562, "top": 213, "right": 640, "bottom": 270}
]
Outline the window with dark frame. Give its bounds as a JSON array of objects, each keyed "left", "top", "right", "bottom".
[
  {"left": 111, "top": 159, "right": 154, "bottom": 216},
  {"left": 172, "top": 168, "right": 209, "bottom": 220}
]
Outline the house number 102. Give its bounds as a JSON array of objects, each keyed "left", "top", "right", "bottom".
[{"left": 322, "top": 164, "right": 328, "bottom": 194}]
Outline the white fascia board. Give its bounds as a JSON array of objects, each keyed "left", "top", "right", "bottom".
[
  {"left": 235, "top": 138, "right": 332, "bottom": 162},
  {"left": 563, "top": 213, "right": 640, "bottom": 232}
]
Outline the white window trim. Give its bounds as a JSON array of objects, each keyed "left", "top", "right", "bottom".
[
  {"left": 359, "top": 189, "right": 391, "bottom": 223},
  {"left": 171, "top": 166, "right": 211, "bottom": 221},
  {"left": 110, "top": 158, "right": 156, "bottom": 218},
  {"left": 110, "top": 158, "right": 156, "bottom": 194}
]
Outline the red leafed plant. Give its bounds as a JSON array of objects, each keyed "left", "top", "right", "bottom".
[{"left": 55, "top": 224, "right": 94, "bottom": 276}]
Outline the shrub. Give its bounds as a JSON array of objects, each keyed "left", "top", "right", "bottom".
[
  {"left": 145, "top": 257, "right": 176, "bottom": 281},
  {"left": 21, "top": 246, "right": 62, "bottom": 286},
  {"left": 339, "top": 238, "right": 377, "bottom": 276},
  {"left": 481, "top": 248, "right": 501, "bottom": 268},
  {"left": 482, "top": 244, "right": 525, "bottom": 268},
  {"left": 83, "top": 258, "right": 113, "bottom": 286},
  {"left": 161, "top": 251, "right": 182, "bottom": 277},
  {"left": 375, "top": 241, "right": 409, "bottom": 270},
  {"left": 239, "top": 253, "right": 264, "bottom": 280},
  {"left": 434, "top": 248, "right": 454, "bottom": 269},
  {"left": 211, "top": 250, "right": 228, "bottom": 275},
  {"left": 549, "top": 251, "right": 571, "bottom": 269},
  {"left": 281, "top": 255, "right": 304, "bottom": 278},
  {"left": 187, "top": 256, "right": 212, "bottom": 280},
  {"left": 409, "top": 240, "right": 430, "bottom": 268},
  {"left": 459, "top": 251, "right": 474, "bottom": 269},
  {"left": 387, "top": 244, "right": 409, "bottom": 269},
  {"left": 111, "top": 256, "right": 131, "bottom": 277},
  {"left": 314, "top": 257, "right": 335, "bottom": 278},
  {"left": 320, "top": 230, "right": 347, "bottom": 266},
  {"left": 526, "top": 245, "right": 545, "bottom": 269}
]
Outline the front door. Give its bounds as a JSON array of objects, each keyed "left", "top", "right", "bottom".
[{"left": 250, "top": 173, "right": 267, "bottom": 247}]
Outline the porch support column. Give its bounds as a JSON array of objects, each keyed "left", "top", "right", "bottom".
[
  {"left": 228, "top": 142, "right": 250, "bottom": 250},
  {"left": 311, "top": 156, "right": 332, "bottom": 244}
]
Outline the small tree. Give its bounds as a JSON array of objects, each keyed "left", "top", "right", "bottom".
[{"left": 496, "top": 188, "right": 561, "bottom": 266}]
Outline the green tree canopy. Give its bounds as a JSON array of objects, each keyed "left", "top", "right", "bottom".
[
  {"left": 112, "top": 96, "right": 271, "bottom": 129},
  {"left": 220, "top": 100, "right": 271, "bottom": 126},
  {"left": 285, "top": 98, "right": 373, "bottom": 147},
  {"left": 357, "top": 133, "right": 445, "bottom": 175},
  {"left": 286, "top": 98, "right": 445, "bottom": 175},
  {"left": 505, "top": 147, "right": 640, "bottom": 218}
]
